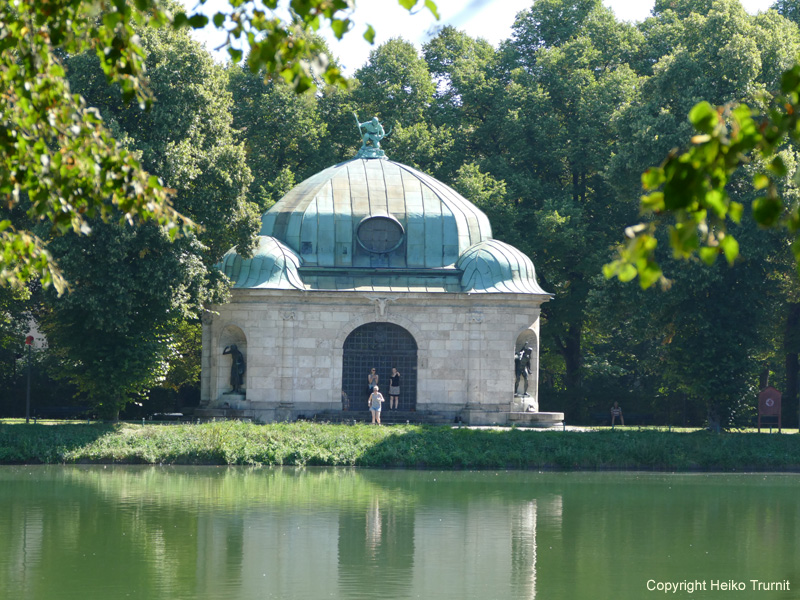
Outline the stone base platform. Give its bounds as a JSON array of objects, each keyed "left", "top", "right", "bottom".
[
  {"left": 193, "top": 395, "right": 563, "bottom": 427},
  {"left": 459, "top": 407, "right": 564, "bottom": 428},
  {"left": 506, "top": 411, "right": 565, "bottom": 427}
]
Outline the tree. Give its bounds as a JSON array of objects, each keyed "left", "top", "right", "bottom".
[
  {"left": 0, "top": 0, "right": 438, "bottom": 291},
  {"left": 597, "top": 0, "right": 800, "bottom": 427},
  {"left": 353, "top": 38, "right": 436, "bottom": 129},
  {"left": 486, "top": 0, "right": 641, "bottom": 419},
  {"left": 422, "top": 26, "right": 498, "bottom": 180},
  {"left": 0, "top": 285, "right": 31, "bottom": 406},
  {"left": 227, "top": 66, "right": 333, "bottom": 212},
  {"left": 774, "top": 0, "right": 800, "bottom": 24},
  {"left": 35, "top": 18, "right": 258, "bottom": 419},
  {"left": 38, "top": 223, "right": 200, "bottom": 419},
  {"left": 605, "top": 0, "right": 800, "bottom": 288}
]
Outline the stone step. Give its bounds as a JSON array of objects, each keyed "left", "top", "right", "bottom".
[
  {"left": 507, "top": 411, "right": 565, "bottom": 427},
  {"left": 308, "top": 410, "right": 452, "bottom": 425}
]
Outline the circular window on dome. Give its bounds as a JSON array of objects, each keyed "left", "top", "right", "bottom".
[{"left": 356, "top": 216, "right": 405, "bottom": 254}]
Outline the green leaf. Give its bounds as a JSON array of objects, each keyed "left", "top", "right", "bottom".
[
  {"left": 641, "top": 192, "right": 665, "bottom": 212},
  {"left": 669, "top": 222, "right": 699, "bottom": 257},
  {"left": 704, "top": 189, "right": 727, "bottom": 219},
  {"left": 641, "top": 167, "right": 665, "bottom": 190},
  {"left": 331, "top": 18, "right": 350, "bottom": 40},
  {"left": 638, "top": 261, "right": 663, "bottom": 290},
  {"left": 617, "top": 263, "right": 637, "bottom": 282},
  {"left": 781, "top": 64, "right": 800, "bottom": 95},
  {"left": 699, "top": 246, "right": 718, "bottom": 265},
  {"left": 187, "top": 14, "right": 209, "bottom": 29},
  {"left": 425, "top": 0, "right": 441, "bottom": 19},
  {"left": 719, "top": 235, "right": 739, "bottom": 265},
  {"left": 753, "top": 173, "right": 770, "bottom": 190},
  {"left": 689, "top": 101, "right": 718, "bottom": 135},
  {"left": 363, "top": 24, "right": 375, "bottom": 44},
  {"left": 728, "top": 201, "right": 744, "bottom": 224},
  {"left": 213, "top": 12, "right": 225, "bottom": 27},
  {"left": 769, "top": 155, "right": 788, "bottom": 177},
  {"left": 398, "top": 0, "right": 416, "bottom": 9},
  {"left": 662, "top": 162, "right": 701, "bottom": 210},
  {"left": 752, "top": 196, "right": 783, "bottom": 227}
]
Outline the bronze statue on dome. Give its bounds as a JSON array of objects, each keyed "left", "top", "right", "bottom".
[{"left": 354, "top": 113, "right": 391, "bottom": 158}]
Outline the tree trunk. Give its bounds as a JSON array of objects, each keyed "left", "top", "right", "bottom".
[
  {"left": 759, "top": 368, "right": 769, "bottom": 389},
  {"left": 784, "top": 303, "right": 800, "bottom": 425},
  {"left": 572, "top": 171, "right": 579, "bottom": 203},
  {"left": 556, "top": 323, "right": 583, "bottom": 420}
]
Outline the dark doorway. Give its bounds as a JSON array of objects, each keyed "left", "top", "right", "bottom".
[{"left": 342, "top": 323, "right": 417, "bottom": 411}]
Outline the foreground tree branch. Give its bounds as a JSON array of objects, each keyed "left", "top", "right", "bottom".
[
  {"left": 605, "top": 63, "right": 800, "bottom": 289},
  {"left": 0, "top": 0, "right": 438, "bottom": 292}
]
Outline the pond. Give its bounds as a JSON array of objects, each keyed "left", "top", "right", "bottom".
[{"left": 0, "top": 466, "right": 798, "bottom": 600}]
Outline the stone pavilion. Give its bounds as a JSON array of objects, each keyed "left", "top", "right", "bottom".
[{"left": 199, "top": 127, "right": 555, "bottom": 425}]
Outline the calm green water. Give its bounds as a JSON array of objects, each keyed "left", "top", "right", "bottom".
[{"left": 0, "top": 467, "right": 798, "bottom": 600}]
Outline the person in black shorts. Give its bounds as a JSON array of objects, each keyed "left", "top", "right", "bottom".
[{"left": 389, "top": 367, "right": 401, "bottom": 410}]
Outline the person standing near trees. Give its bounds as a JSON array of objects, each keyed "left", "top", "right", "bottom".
[
  {"left": 369, "top": 386, "right": 385, "bottom": 424},
  {"left": 610, "top": 401, "right": 624, "bottom": 427},
  {"left": 389, "top": 367, "right": 401, "bottom": 410}
]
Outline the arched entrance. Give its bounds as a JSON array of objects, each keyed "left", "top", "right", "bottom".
[{"left": 342, "top": 322, "right": 417, "bottom": 411}]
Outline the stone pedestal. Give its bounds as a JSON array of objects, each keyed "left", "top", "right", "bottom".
[
  {"left": 511, "top": 396, "right": 539, "bottom": 413},
  {"left": 215, "top": 393, "right": 246, "bottom": 409},
  {"left": 460, "top": 396, "right": 561, "bottom": 427}
]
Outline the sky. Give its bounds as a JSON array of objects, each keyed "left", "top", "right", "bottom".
[{"left": 186, "top": 0, "right": 777, "bottom": 75}]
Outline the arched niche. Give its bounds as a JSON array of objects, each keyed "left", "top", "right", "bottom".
[
  {"left": 216, "top": 324, "right": 248, "bottom": 399},
  {"left": 514, "top": 327, "right": 539, "bottom": 401}
]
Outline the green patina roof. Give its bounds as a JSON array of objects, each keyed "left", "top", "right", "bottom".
[
  {"left": 456, "top": 239, "right": 547, "bottom": 295},
  {"left": 260, "top": 158, "right": 492, "bottom": 269},
  {"left": 219, "top": 236, "right": 303, "bottom": 290},
  {"left": 219, "top": 157, "right": 549, "bottom": 296}
]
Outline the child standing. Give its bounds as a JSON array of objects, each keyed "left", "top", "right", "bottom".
[{"left": 369, "top": 386, "right": 385, "bottom": 424}]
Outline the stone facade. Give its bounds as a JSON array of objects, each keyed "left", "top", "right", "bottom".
[
  {"left": 201, "top": 155, "right": 555, "bottom": 425},
  {"left": 201, "top": 289, "right": 544, "bottom": 423}
]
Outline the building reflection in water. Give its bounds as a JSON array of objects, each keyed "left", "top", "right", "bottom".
[
  {"left": 512, "top": 500, "right": 538, "bottom": 599},
  {"left": 0, "top": 467, "right": 569, "bottom": 600},
  {"left": 338, "top": 493, "right": 416, "bottom": 599},
  {"left": 335, "top": 476, "right": 563, "bottom": 600},
  {"left": 4, "top": 468, "right": 800, "bottom": 599}
]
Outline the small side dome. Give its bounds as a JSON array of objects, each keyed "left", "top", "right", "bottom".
[
  {"left": 218, "top": 236, "right": 304, "bottom": 290},
  {"left": 457, "top": 240, "right": 547, "bottom": 294}
]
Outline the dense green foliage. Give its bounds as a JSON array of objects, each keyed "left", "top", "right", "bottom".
[
  {"left": 5, "top": 0, "right": 800, "bottom": 430},
  {"left": 0, "top": 422, "right": 798, "bottom": 471},
  {"left": 25, "top": 19, "right": 260, "bottom": 420},
  {"left": 0, "top": 0, "right": 437, "bottom": 290},
  {"left": 607, "top": 0, "right": 800, "bottom": 289}
]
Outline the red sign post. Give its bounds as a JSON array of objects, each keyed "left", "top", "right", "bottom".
[{"left": 757, "top": 387, "right": 782, "bottom": 433}]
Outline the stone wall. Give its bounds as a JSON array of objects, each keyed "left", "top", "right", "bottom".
[{"left": 201, "top": 289, "right": 545, "bottom": 421}]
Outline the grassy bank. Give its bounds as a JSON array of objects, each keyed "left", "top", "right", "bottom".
[{"left": 1, "top": 421, "right": 799, "bottom": 470}]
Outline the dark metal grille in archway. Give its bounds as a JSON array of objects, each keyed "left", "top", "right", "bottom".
[{"left": 342, "top": 322, "right": 417, "bottom": 411}]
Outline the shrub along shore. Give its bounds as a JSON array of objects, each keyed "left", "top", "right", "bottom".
[{"left": 1, "top": 421, "right": 799, "bottom": 471}]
